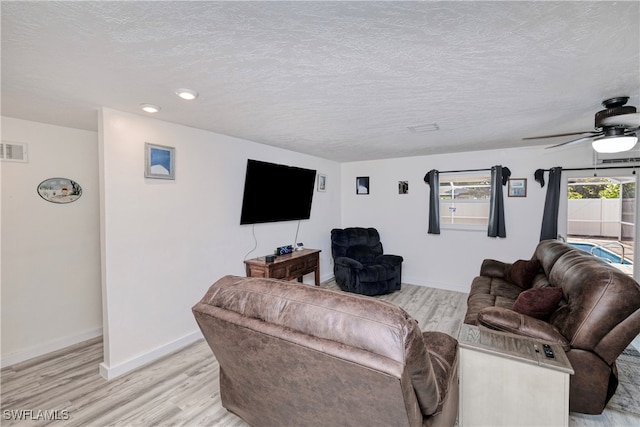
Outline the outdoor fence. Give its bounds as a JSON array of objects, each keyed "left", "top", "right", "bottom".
[
  {"left": 568, "top": 198, "right": 635, "bottom": 240},
  {"left": 437, "top": 198, "right": 635, "bottom": 239}
]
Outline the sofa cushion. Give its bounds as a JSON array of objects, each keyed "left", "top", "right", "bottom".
[
  {"left": 331, "top": 228, "right": 383, "bottom": 259},
  {"left": 479, "top": 259, "right": 510, "bottom": 278},
  {"left": 357, "top": 264, "right": 397, "bottom": 282},
  {"left": 464, "top": 276, "right": 521, "bottom": 325},
  {"left": 490, "top": 280, "right": 523, "bottom": 300},
  {"left": 512, "top": 287, "right": 563, "bottom": 320},
  {"left": 505, "top": 259, "right": 541, "bottom": 289},
  {"left": 346, "top": 244, "right": 381, "bottom": 263},
  {"left": 531, "top": 273, "right": 552, "bottom": 289}
]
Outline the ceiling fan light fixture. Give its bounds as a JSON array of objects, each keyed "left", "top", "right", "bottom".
[
  {"left": 175, "top": 88, "right": 199, "bottom": 100},
  {"left": 592, "top": 135, "right": 638, "bottom": 153}
]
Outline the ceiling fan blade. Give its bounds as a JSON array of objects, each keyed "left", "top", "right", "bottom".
[
  {"left": 601, "top": 113, "right": 640, "bottom": 128},
  {"left": 522, "top": 131, "right": 601, "bottom": 140},
  {"left": 544, "top": 135, "right": 600, "bottom": 149}
]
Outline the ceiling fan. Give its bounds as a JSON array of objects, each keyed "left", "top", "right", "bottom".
[{"left": 523, "top": 96, "right": 640, "bottom": 153}]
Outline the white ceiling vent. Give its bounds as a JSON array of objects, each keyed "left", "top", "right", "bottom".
[
  {"left": 1, "top": 141, "right": 28, "bottom": 162},
  {"left": 407, "top": 123, "right": 439, "bottom": 133}
]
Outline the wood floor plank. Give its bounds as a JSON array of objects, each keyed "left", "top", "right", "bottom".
[{"left": 2, "top": 281, "right": 638, "bottom": 426}]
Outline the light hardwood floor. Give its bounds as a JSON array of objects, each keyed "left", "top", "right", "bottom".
[{"left": 2, "top": 281, "right": 639, "bottom": 426}]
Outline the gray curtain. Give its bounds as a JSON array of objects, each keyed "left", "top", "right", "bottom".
[
  {"left": 424, "top": 169, "right": 440, "bottom": 234},
  {"left": 540, "top": 167, "right": 563, "bottom": 241},
  {"left": 488, "top": 165, "right": 509, "bottom": 238}
]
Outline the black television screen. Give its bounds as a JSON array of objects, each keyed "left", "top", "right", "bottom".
[{"left": 240, "top": 160, "right": 317, "bottom": 225}]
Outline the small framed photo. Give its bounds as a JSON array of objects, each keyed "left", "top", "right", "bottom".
[
  {"left": 398, "top": 181, "right": 409, "bottom": 195},
  {"left": 317, "top": 173, "right": 327, "bottom": 191},
  {"left": 356, "top": 176, "right": 369, "bottom": 195},
  {"left": 145, "top": 143, "right": 175, "bottom": 180},
  {"left": 508, "top": 178, "right": 527, "bottom": 197}
]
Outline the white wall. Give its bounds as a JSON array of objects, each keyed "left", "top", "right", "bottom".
[
  {"left": 340, "top": 144, "right": 620, "bottom": 292},
  {"left": 4, "top": 109, "right": 638, "bottom": 370},
  {"left": 1, "top": 116, "right": 102, "bottom": 366},
  {"left": 99, "top": 108, "right": 341, "bottom": 378}
]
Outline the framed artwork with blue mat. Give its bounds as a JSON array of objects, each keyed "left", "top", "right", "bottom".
[{"left": 145, "top": 143, "right": 175, "bottom": 180}]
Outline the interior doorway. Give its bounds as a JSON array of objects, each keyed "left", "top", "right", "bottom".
[{"left": 566, "top": 175, "right": 636, "bottom": 278}]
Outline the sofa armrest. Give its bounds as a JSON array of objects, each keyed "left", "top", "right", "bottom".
[
  {"left": 422, "top": 331, "right": 458, "bottom": 412},
  {"left": 375, "top": 254, "right": 404, "bottom": 266},
  {"left": 477, "top": 307, "right": 570, "bottom": 351},
  {"left": 479, "top": 259, "right": 511, "bottom": 278},
  {"left": 334, "top": 256, "right": 363, "bottom": 270}
]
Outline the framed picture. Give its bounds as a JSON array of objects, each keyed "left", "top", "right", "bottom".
[
  {"left": 145, "top": 143, "right": 175, "bottom": 180},
  {"left": 37, "top": 177, "right": 82, "bottom": 204},
  {"left": 356, "top": 176, "right": 369, "bottom": 195},
  {"left": 317, "top": 174, "right": 327, "bottom": 191},
  {"left": 508, "top": 178, "right": 527, "bottom": 197}
]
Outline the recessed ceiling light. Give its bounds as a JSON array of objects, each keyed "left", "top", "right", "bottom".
[
  {"left": 140, "top": 103, "right": 161, "bottom": 113},
  {"left": 175, "top": 88, "right": 199, "bottom": 100}
]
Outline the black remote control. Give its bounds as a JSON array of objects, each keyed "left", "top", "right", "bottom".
[{"left": 542, "top": 344, "right": 555, "bottom": 358}]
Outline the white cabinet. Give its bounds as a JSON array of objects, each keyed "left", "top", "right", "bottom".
[{"left": 458, "top": 324, "right": 574, "bottom": 426}]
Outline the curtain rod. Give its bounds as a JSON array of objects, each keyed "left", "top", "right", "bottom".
[
  {"left": 538, "top": 165, "right": 638, "bottom": 173},
  {"left": 436, "top": 167, "right": 492, "bottom": 174},
  {"left": 438, "top": 164, "right": 636, "bottom": 174},
  {"left": 425, "top": 166, "right": 512, "bottom": 186},
  {"left": 535, "top": 164, "right": 638, "bottom": 187}
]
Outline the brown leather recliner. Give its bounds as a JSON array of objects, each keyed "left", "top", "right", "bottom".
[
  {"left": 465, "top": 240, "right": 640, "bottom": 414},
  {"left": 193, "top": 275, "right": 459, "bottom": 427}
]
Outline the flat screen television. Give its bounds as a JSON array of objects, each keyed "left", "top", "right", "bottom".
[{"left": 240, "top": 159, "right": 317, "bottom": 225}]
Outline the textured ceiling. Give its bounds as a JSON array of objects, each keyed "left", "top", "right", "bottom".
[{"left": 2, "top": 1, "right": 639, "bottom": 162}]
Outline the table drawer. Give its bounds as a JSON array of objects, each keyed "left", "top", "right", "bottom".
[
  {"left": 246, "top": 265, "right": 267, "bottom": 278},
  {"left": 305, "top": 256, "right": 318, "bottom": 269},
  {"left": 270, "top": 265, "right": 287, "bottom": 279},
  {"left": 286, "top": 262, "right": 308, "bottom": 277}
]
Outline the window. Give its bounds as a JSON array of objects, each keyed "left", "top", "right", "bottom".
[
  {"left": 439, "top": 173, "right": 491, "bottom": 227},
  {"left": 567, "top": 176, "right": 636, "bottom": 266}
]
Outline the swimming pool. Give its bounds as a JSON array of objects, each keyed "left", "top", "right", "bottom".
[{"left": 568, "top": 242, "right": 631, "bottom": 265}]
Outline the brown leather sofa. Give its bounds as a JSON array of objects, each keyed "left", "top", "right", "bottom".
[
  {"left": 193, "top": 275, "right": 459, "bottom": 426},
  {"left": 465, "top": 239, "right": 640, "bottom": 414}
]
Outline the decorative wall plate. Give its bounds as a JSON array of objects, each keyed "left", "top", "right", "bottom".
[{"left": 37, "top": 178, "right": 82, "bottom": 204}]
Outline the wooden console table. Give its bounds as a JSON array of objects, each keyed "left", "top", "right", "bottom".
[
  {"left": 458, "top": 324, "right": 574, "bottom": 426},
  {"left": 244, "top": 249, "right": 321, "bottom": 286}
]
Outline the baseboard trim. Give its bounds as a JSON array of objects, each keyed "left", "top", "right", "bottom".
[
  {"left": 1, "top": 328, "right": 103, "bottom": 368},
  {"left": 403, "top": 276, "right": 468, "bottom": 294},
  {"left": 320, "top": 273, "right": 334, "bottom": 283},
  {"left": 99, "top": 330, "right": 203, "bottom": 381}
]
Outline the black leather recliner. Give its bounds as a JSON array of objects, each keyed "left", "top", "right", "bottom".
[{"left": 330, "top": 227, "right": 403, "bottom": 296}]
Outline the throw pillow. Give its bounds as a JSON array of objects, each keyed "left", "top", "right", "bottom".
[
  {"left": 512, "top": 287, "right": 563, "bottom": 320},
  {"left": 505, "top": 259, "right": 541, "bottom": 289}
]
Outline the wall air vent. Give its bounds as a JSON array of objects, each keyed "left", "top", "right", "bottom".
[
  {"left": 0, "top": 141, "right": 28, "bottom": 162},
  {"left": 599, "top": 157, "right": 640, "bottom": 165},
  {"left": 595, "top": 150, "right": 640, "bottom": 167}
]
